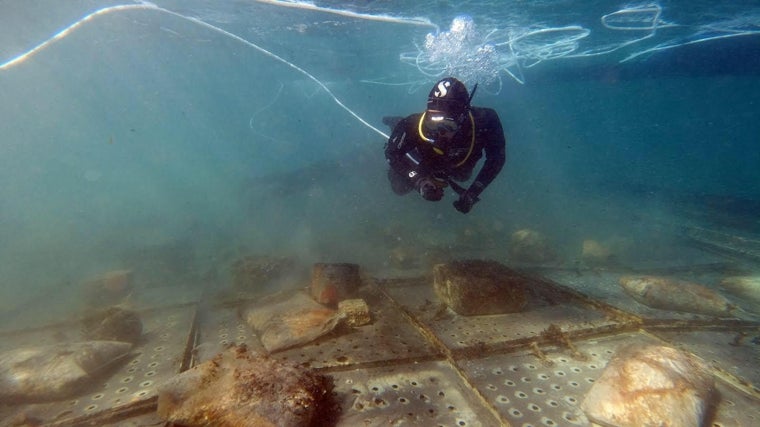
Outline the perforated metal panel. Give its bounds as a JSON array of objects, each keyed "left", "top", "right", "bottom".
[
  {"left": 460, "top": 332, "right": 760, "bottom": 427},
  {"left": 652, "top": 329, "right": 760, "bottom": 397},
  {"left": 197, "top": 285, "right": 440, "bottom": 369},
  {"left": 2, "top": 266, "right": 760, "bottom": 427},
  {"left": 381, "top": 278, "right": 622, "bottom": 353},
  {"left": 331, "top": 360, "right": 500, "bottom": 426},
  {"left": 0, "top": 305, "right": 194, "bottom": 426},
  {"left": 537, "top": 269, "right": 752, "bottom": 322}
]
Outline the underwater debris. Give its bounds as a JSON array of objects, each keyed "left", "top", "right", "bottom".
[
  {"left": 80, "top": 269, "right": 133, "bottom": 307},
  {"left": 540, "top": 324, "right": 587, "bottom": 361},
  {"left": 581, "top": 344, "right": 715, "bottom": 427},
  {"left": 620, "top": 275, "right": 739, "bottom": 317},
  {"left": 80, "top": 306, "right": 143, "bottom": 344},
  {"left": 508, "top": 229, "right": 557, "bottom": 264},
  {"left": 433, "top": 260, "right": 527, "bottom": 316},
  {"left": 338, "top": 298, "right": 371, "bottom": 327},
  {"left": 244, "top": 291, "right": 343, "bottom": 353},
  {"left": 0, "top": 341, "right": 132, "bottom": 403},
  {"left": 310, "top": 263, "right": 361, "bottom": 306},
  {"left": 157, "top": 344, "right": 338, "bottom": 427},
  {"left": 529, "top": 341, "right": 554, "bottom": 367}
]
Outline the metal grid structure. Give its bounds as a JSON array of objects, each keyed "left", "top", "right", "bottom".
[
  {"left": 0, "top": 305, "right": 195, "bottom": 426},
  {"left": 2, "top": 253, "right": 759, "bottom": 426}
]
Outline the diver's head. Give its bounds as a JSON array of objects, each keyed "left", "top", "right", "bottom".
[
  {"left": 422, "top": 77, "right": 470, "bottom": 143},
  {"left": 426, "top": 77, "right": 470, "bottom": 115}
]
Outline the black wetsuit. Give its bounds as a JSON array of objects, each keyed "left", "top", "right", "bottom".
[{"left": 384, "top": 106, "right": 506, "bottom": 198}]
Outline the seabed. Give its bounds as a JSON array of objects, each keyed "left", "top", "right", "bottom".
[{"left": 1, "top": 224, "right": 759, "bottom": 427}]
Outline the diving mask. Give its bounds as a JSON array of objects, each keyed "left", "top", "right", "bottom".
[{"left": 422, "top": 111, "right": 461, "bottom": 142}]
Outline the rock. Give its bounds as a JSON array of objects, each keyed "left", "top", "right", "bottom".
[
  {"left": 310, "top": 263, "right": 361, "bottom": 306},
  {"left": 157, "top": 345, "right": 338, "bottom": 427},
  {"left": 0, "top": 341, "right": 132, "bottom": 403},
  {"left": 231, "top": 255, "right": 297, "bottom": 291},
  {"left": 80, "top": 306, "right": 143, "bottom": 344},
  {"left": 244, "top": 291, "right": 343, "bottom": 353},
  {"left": 581, "top": 239, "right": 614, "bottom": 266},
  {"left": 508, "top": 229, "right": 556, "bottom": 263},
  {"left": 720, "top": 275, "right": 760, "bottom": 312},
  {"left": 433, "top": 260, "right": 528, "bottom": 316},
  {"left": 80, "top": 269, "right": 133, "bottom": 307},
  {"left": 581, "top": 344, "right": 715, "bottom": 427},
  {"left": 620, "top": 275, "right": 738, "bottom": 317},
  {"left": 338, "top": 299, "right": 371, "bottom": 327}
]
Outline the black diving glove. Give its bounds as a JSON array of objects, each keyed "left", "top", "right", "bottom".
[
  {"left": 453, "top": 181, "right": 484, "bottom": 214},
  {"left": 453, "top": 191, "right": 478, "bottom": 213}
]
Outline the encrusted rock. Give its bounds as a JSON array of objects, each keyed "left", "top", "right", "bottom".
[
  {"left": 620, "top": 275, "right": 738, "bottom": 317},
  {"left": 80, "top": 306, "right": 143, "bottom": 344},
  {"left": 508, "top": 229, "right": 556, "bottom": 263},
  {"left": 581, "top": 344, "right": 715, "bottom": 427},
  {"left": 157, "top": 345, "right": 338, "bottom": 427},
  {"left": 338, "top": 299, "right": 371, "bottom": 327},
  {"left": 244, "top": 291, "right": 343, "bottom": 353},
  {"left": 721, "top": 275, "right": 760, "bottom": 312},
  {"left": 433, "top": 260, "right": 528, "bottom": 316},
  {"left": 0, "top": 341, "right": 132, "bottom": 403},
  {"left": 80, "top": 269, "right": 133, "bottom": 307},
  {"left": 310, "top": 263, "right": 361, "bottom": 306}
]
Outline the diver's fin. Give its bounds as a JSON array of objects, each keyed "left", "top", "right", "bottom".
[{"left": 382, "top": 116, "right": 404, "bottom": 130}]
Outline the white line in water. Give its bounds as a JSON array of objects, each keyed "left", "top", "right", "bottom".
[
  {"left": 1, "top": 2, "right": 390, "bottom": 139},
  {"left": 255, "top": 0, "right": 438, "bottom": 31},
  {"left": 250, "top": 82, "right": 284, "bottom": 129},
  {"left": 0, "top": 4, "right": 146, "bottom": 70}
]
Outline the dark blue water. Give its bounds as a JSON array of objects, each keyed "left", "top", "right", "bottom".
[{"left": 1, "top": 1, "right": 759, "bottom": 326}]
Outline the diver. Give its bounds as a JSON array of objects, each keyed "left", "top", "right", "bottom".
[{"left": 383, "top": 77, "right": 506, "bottom": 214}]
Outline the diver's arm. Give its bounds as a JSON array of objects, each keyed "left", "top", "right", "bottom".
[
  {"left": 469, "top": 109, "right": 506, "bottom": 197},
  {"left": 453, "top": 109, "right": 506, "bottom": 213},
  {"left": 385, "top": 116, "right": 425, "bottom": 181}
]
